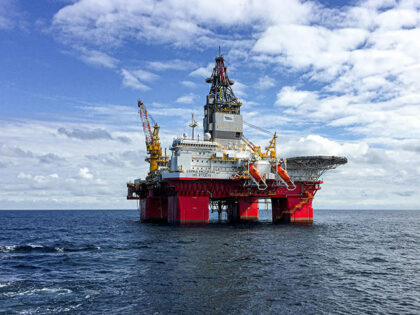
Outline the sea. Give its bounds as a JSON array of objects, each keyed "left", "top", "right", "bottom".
[{"left": 0, "top": 209, "right": 418, "bottom": 314}]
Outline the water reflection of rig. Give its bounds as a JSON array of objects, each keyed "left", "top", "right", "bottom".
[{"left": 127, "top": 53, "right": 347, "bottom": 224}]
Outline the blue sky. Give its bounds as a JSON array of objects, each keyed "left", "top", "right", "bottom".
[{"left": 1, "top": 0, "right": 419, "bottom": 209}]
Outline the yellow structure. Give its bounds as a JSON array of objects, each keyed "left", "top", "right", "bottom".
[
  {"left": 265, "top": 132, "right": 277, "bottom": 159},
  {"left": 242, "top": 132, "right": 277, "bottom": 160},
  {"left": 137, "top": 100, "right": 167, "bottom": 174}
]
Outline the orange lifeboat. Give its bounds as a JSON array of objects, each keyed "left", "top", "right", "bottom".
[
  {"left": 276, "top": 165, "right": 291, "bottom": 183},
  {"left": 249, "top": 164, "right": 263, "bottom": 183}
]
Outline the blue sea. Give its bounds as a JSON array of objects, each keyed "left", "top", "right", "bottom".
[{"left": 0, "top": 210, "right": 419, "bottom": 314}]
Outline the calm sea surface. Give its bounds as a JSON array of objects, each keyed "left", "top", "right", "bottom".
[{"left": 0, "top": 210, "right": 419, "bottom": 314}]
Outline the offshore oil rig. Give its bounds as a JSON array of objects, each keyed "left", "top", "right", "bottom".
[{"left": 127, "top": 53, "right": 347, "bottom": 224}]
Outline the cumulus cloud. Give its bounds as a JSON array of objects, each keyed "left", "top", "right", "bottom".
[
  {"left": 57, "top": 127, "right": 131, "bottom": 143},
  {"left": 232, "top": 81, "right": 247, "bottom": 98},
  {"left": 0, "top": 118, "right": 146, "bottom": 209},
  {"left": 176, "top": 93, "right": 197, "bottom": 104},
  {"left": 256, "top": 75, "right": 276, "bottom": 89},
  {"left": 17, "top": 172, "right": 60, "bottom": 185},
  {"left": 275, "top": 86, "right": 318, "bottom": 107},
  {"left": 120, "top": 68, "right": 158, "bottom": 91},
  {"left": 51, "top": 0, "right": 316, "bottom": 48},
  {"left": 147, "top": 59, "right": 195, "bottom": 71},
  {"left": 189, "top": 63, "right": 214, "bottom": 78},
  {"left": 79, "top": 167, "right": 93, "bottom": 180},
  {"left": 181, "top": 80, "right": 198, "bottom": 89},
  {"left": 39, "top": 153, "right": 66, "bottom": 164},
  {"left": 77, "top": 47, "right": 118, "bottom": 68},
  {"left": 0, "top": 0, "right": 25, "bottom": 30},
  {"left": 86, "top": 150, "right": 144, "bottom": 168},
  {"left": 0, "top": 144, "right": 34, "bottom": 158},
  {"left": 58, "top": 127, "right": 111, "bottom": 140}
]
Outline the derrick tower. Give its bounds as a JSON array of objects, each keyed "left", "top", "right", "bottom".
[{"left": 203, "top": 53, "right": 243, "bottom": 147}]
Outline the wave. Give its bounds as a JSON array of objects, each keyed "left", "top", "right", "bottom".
[
  {"left": 4, "top": 287, "right": 72, "bottom": 298},
  {"left": 0, "top": 244, "right": 101, "bottom": 253}
]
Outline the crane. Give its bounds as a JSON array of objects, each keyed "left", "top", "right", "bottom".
[
  {"left": 138, "top": 100, "right": 167, "bottom": 175},
  {"left": 242, "top": 122, "right": 292, "bottom": 187},
  {"left": 242, "top": 122, "right": 277, "bottom": 159},
  {"left": 241, "top": 135, "right": 262, "bottom": 157}
]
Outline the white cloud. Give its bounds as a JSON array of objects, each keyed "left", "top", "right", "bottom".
[
  {"left": 232, "top": 81, "right": 247, "bottom": 98},
  {"left": 147, "top": 59, "right": 195, "bottom": 71},
  {"left": 131, "top": 69, "right": 159, "bottom": 81},
  {"left": 120, "top": 68, "right": 158, "bottom": 91},
  {"left": 57, "top": 127, "right": 131, "bottom": 143},
  {"left": 51, "top": 0, "right": 313, "bottom": 47},
  {"left": 176, "top": 93, "right": 197, "bottom": 104},
  {"left": 275, "top": 86, "right": 318, "bottom": 107},
  {"left": 17, "top": 172, "right": 60, "bottom": 185},
  {"left": 0, "top": 117, "right": 149, "bottom": 209},
  {"left": 256, "top": 75, "right": 276, "bottom": 90},
  {"left": 189, "top": 63, "right": 214, "bottom": 78},
  {"left": 17, "top": 172, "right": 32, "bottom": 180},
  {"left": 253, "top": 25, "right": 368, "bottom": 77},
  {"left": 0, "top": 0, "right": 25, "bottom": 30},
  {"left": 181, "top": 80, "right": 198, "bottom": 89},
  {"left": 79, "top": 167, "right": 93, "bottom": 180},
  {"left": 78, "top": 48, "right": 118, "bottom": 68}
]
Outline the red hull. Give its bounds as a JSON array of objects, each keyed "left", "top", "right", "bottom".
[{"left": 128, "top": 179, "right": 320, "bottom": 225}]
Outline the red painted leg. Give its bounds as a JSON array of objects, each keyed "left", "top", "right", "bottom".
[
  {"left": 272, "top": 191, "right": 314, "bottom": 225},
  {"left": 290, "top": 198, "right": 313, "bottom": 224},
  {"left": 140, "top": 197, "right": 168, "bottom": 223},
  {"left": 238, "top": 197, "right": 259, "bottom": 222},
  {"left": 167, "top": 195, "right": 209, "bottom": 224}
]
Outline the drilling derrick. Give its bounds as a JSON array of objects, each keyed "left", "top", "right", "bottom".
[
  {"left": 204, "top": 53, "right": 243, "bottom": 147},
  {"left": 127, "top": 52, "right": 347, "bottom": 225}
]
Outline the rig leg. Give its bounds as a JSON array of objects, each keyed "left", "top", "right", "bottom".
[
  {"left": 272, "top": 196, "right": 314, "bottom": 225},
  {"left": 168, "top": 195, "right": 209, "bottom": 225},
  {"left": 290, "top": 197, "right": 314, "bottom": 225},
  {"left": 238, "top": 197, "right": 259, "bottom": 222},
  {"left": 271, "top": 198, "right": 289, "bottom": 224},
  {"left": 226, "top": 199, "right": 238, "bottom": 223},
  {"left": 140, "top": 197, "right": 168, "bottom": 223}
]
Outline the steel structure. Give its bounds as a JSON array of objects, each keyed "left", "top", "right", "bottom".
[{"left": 127, "top": 53, "right": 347, "bottom": 224}]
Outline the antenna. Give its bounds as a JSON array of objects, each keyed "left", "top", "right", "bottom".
[
  {"left": 189, "top": 113, "right": 198, "bottom": 139},
  {"left": 219, "top": 45, "right": 221, "bottom": 56}
]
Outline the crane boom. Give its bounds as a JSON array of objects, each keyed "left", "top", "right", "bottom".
[
  {"left": 137, "top": 100, "right": 166, "bottom": 175},
  {"left": 242, "top": 132, "right": 277, "bottom": 159},
  {"left": 241, "top": 135, "right": 262, "bottom": 156},
  {"left": 243, "top": 121, "right": 273, "bottom": 136}
]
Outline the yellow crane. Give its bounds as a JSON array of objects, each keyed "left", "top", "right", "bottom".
[
  {"left": 242, "top": 121, "right": 277, "bottom": 159},
  {"left": 265, "top": 132, "right": 277, "bottom": 159},
  {"left": 137, "top": 100, "right": 167, "bottom": 175}
]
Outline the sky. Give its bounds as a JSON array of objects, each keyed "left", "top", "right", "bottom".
[{"left": 0, "top": 0, "right": 419, "bottom": 210}]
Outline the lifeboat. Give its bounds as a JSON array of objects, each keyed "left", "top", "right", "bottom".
[
  {"left": 249, "top": 164, "right": 263, "bottom": 183},
  {"left": 276, "top": 165, "right": 291, "bottom": 183}
]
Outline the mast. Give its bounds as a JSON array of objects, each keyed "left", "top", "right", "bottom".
[{"left": 203, "top": 49, "right": 243, "bottom": 146}]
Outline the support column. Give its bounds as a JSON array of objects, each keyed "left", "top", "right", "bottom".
[
  {"left": 168, "top": 195, "right": 209, "bottom": 225},
  {"left": 226, "top": 199, "right": 239, "bottom": 223},
  {"left": 140, "top": 197, "right": 168, "bottom": 223},
  {"left": 238, "top": 197, "right": 259, "bottom": 222},
  {"left": 290, "top": 197, "right": 313, "bottom": 224},
  {"left": 271, "top": 198, "right": 289, "bottom": 223},
  {"left": 272, "top": 194, "right": 314, "bottom": 225}
]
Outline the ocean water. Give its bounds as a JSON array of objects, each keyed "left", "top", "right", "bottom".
[{"left": 0, "top": 210, "right": 419, "bottom": 314}]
